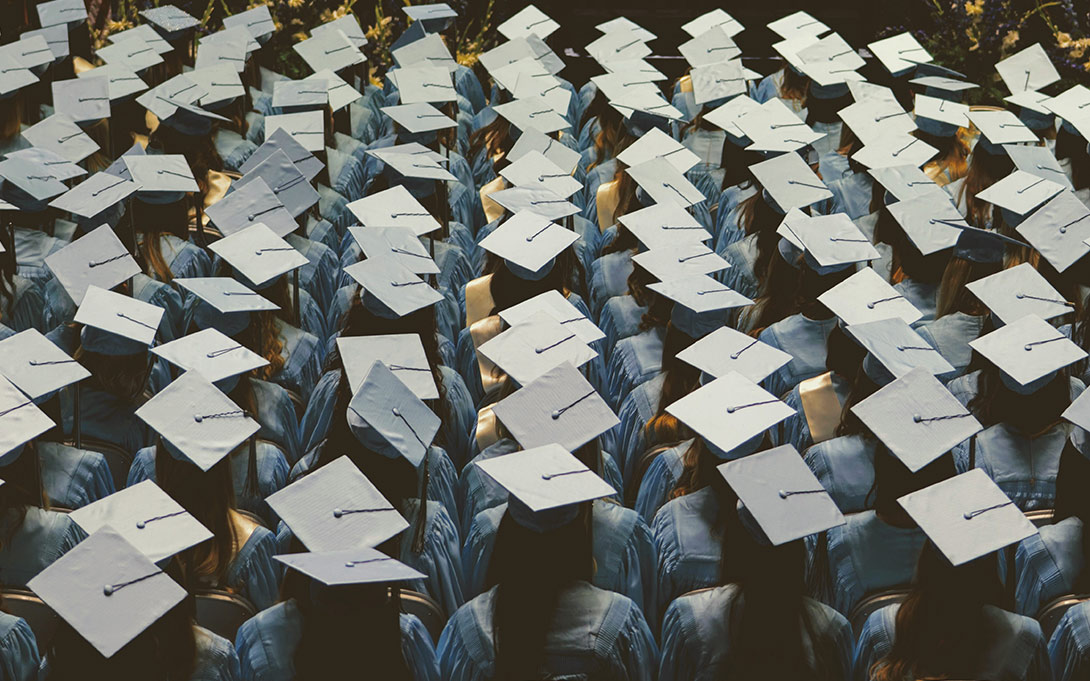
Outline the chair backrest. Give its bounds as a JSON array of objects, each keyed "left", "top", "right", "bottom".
[
  {"left": 285, "top": 388, "right": 306, "bottom": 421},
  {"left": 1024, "top": 508, "right": 1054, "bottom": 528},
  {"left": 1, "top": 588, "right": 59, "bottom": 655},
  {"left": 626, "top": 441, "right": 684, "bottom": 507},
  {"left": 1038, "top": 593, "right": 1090, "bottom": 640},
  {"left": 849, "top": 588, "right": 910, "bottom": 636},
  {"left": 64, "top": 437, "right": 133, "bottom": 491},
  {"left": 399, "top": 589, "right": 445, "bottom": 644},
  {"left": 194, "top": 590, "right": 257, "bottom": 643}
]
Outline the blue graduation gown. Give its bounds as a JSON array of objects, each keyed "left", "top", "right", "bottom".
[
  {"left": 1014, "top": 517, "right": 1082, "bottom": 617},
  {"left": 915, "top": 312, "right": 985, "bottom": 380},
  {"left": 970, "top": 422, "right": 1064, "bottom": 511},
  {"left": 634, "top": 440, "right": 691, "bottom": 524},
  {"left": 1049, "top": 600, "right": 1090, "bottom": 681},
  {"left": 0, "top": 613, "right": 39, "bottom": 681},
  {"left": 651, "top": 486, "right": 723, "bottom": 623},
  {"left": 0, "top": 507, "right": 86, "bottom": 588},
  {"left": 804, "top": 434, "right": 877, "bottom": 514},
  {"left": 189, "top": 626, "right": 242, "bottom": 681},
  {"left": 604, "top": 327, "right": 665, "bottom": 411},
  {"left": 773, "top": 373, "right": 852, "bottom": 454},
  {"left": 36, "top": 442, "right": 115, "bottom": 510},
  {"left": 758, "top": 315, "right": 837, "bottom": 399}
]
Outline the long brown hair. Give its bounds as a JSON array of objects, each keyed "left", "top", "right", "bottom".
[
  {"left": 956, "top": 147, "right": 1013, "bottom": 229},
  {"left": 73, "top": 345, "right": 151, "bottom": 404},
  {"left": 131, "top": 198, "right": 192, "bottom": 284},
  {"left": 642, "top": 323, "right": 699, "bottom": 445},
  {"left": 933, "top": 255, "right": 999, "bottom": 319}
]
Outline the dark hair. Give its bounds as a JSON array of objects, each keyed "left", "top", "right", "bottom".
[
  {"left": 483, "top": 247, "right": 585, "bottom": 315},
  {"left": 73, "top": 345, "right": 151, "bottom": 404},
  {"left": 130, "top": 198, "right": 191, "bottom": 284},
  {"left": 0, "top": 225, "right": 15, "bottom": 320},
  {"left": 642, "top": 323, "right": 699, "bottom": 446},
  {"left": 0, "top": 444, "right": 46, "bottom": 547},
  {"left": 1055, "top": 125, "right": 1089, "bottom": 191},
  {"left": 934, "top": 254, "right": 1000, "bottom": 319},
  {"left": 966, "top": 361, "right": 1072, "bottom": 432},
  {"left": 869, "top": 449, "right": 954, "bottom": 525},
  {"left": 466, "top": 116, "right": 512, "bottom": 170},
  {"left": 871, "top": 542, "right": 1003, "bottom": 681},
  {"left": 1054, "top": 442, "right": 1090, "bottom": 592},
  {"left": 956, "top": 148, "right": 1013, "bottom": 229}
]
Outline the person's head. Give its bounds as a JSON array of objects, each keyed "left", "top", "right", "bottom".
[
  {"left": 466, "top": 115, "right": 512, "bottom": 165},
  {"left": 966, "top": 358, "right": 1072, "bottom": 433},
  {"left": 483, "top": 246, "right": 584, "bottom": 314},
  {"left": 0, "top": 443, "right": 45, "bottom": 543},
  {"left": 957, "top": 145, "right": 1014, "bottom": 229},
  {"left": 73, "top": 343, "right": 150, "bottom": 404},
  {"left": 643, "top": 322, "right": 701, "bottom": 444},
  {"left": 934, "top": 253, "right": 1001, "bottom": 319},
  {"left": 870, "top": 448, "right": 955, "bottom": 523},
  {"left": 1054, "top": 441, "right": 1090, "bottom": 591},
  {"left": 870, "top": 541, "right": 1003, "bottom": 681},
  {"left": 131, "top": 197, "right": 191, "bottom": 283}
]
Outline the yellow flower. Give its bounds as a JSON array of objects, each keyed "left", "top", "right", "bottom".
[
  {"left": 1002, "top": 30, "right": 1020, "bottom": 50},
  {"left": 964, "top": 0, "right": 984, "bottom": 17},
  {"left": 287, "top": 0, "right": 304, "bottom": 7}
]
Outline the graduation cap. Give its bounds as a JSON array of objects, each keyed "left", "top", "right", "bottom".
[
  {"left": 0, "top": 373, "right": 53, "bottom": 464},
  {"left": 403, "top": 3, "right": 458, "bottom": 32},
  {"left": 4, "top": 148, "right": 83, "bottom": 184},
  {"left": 76, "top": 287, "right": 163, "bottom": 351},
  {"left": 348, "top": 226, "right": 439, "bottom": 276},
  {"left": 819, "top": 267, "right": 923, "bottom": 326},
  {"left": 967, "top": 109, "right": 1037, "bottom": 149},
  {"left": 310, "top": 15, "right": 369, "bottom": 50},
  {"left": 691, "top": 60, "right": 750, "bottom": 106},
  {"left": 768, "top": 11, "right": 829, "bottom": 40},
  {"left": 476, "top": 444, "right": 616, "bottom": 532},
  {"left": 788, "top": 213, "right": 881, "bottom": 271},
  {"left": 1015, "top": 190, "right": 1090, "bottom": 273},
  {"left": 28, "top": 528, "right": 188, "bottom": 658},
  {"left": 869, "top": 165, "right": 944, "bottom": 204},
  {"left": 97, "top": 37, "right": 165, "bottom": 72},
  {"left": 675, "top": 325, "right": 792, "bottom": 383},
  {"left": 45, "top": 224, "right": 140, "bottom": 306},
  {"left": 868, "top": 32, "right": 932, "bottom": 76},
  {"left": 265, "top": 455, "right": 410, "bottom": 551},
  {"left": 37, "top": 0, "right": 87, "bottom": 27},
  {"left": 49, "top": 172, "right": 139, "bottom": 219},
  {"left": 846, "top": 318, "right": 956, "bottom": 384},
  {"left": 488, "top": 186, "right": 578, "bottom": 221},
  {"left": 233, "top": 148, "right": 319, "bottom": 218},
  {"left": 648, "top": 273, "right": 752, "bottom": 315},
  {"left": 852, "top": 367, "right": 981, "bottom": 472},
  {"left": 175, "top": 277, "right": 278, "bottom": 314},
  {"left": 478, "top": 311, "right": 597, "bottom": 385},
  {"left": 480, "top": 211, "right": 578, "bottom": 276},
  {"left": 206, "top": 177, "right": 296, "bottom": 238},
  {"left": 0, "top": 329, "right": 89, "bottom": 401},
  {"left": 140, "top": 5, "right": 200, "bottom": 38},
  {"left": 498, "top": 290, "right": 604, "bottom": 345},
  {"left": 1045, "top": 85, "right": 1090, "bottom": 140},
  {"left": 369, "top": 146, "right": 457, "bottom": 183},
  {"left": 389, "top": 65, "right": 456, "bottom": 105},
  {"left": 76, "top": 64, "right": 148, "bottom": 102},
  {"left": 976, "top": 169, "right": 1064, "bottom": 223},
  {"left": 265, "top": 111, "right": 326, "bottom": 152},
  {"left": 21, "top": 25, "right": 69, "bottom": 61},
  {"left": 337, "top": 334, "right": 438, "bottom": 401},
  {"left": 194, "top": 36, "right": 247, "bottom": 73},
  {"left": 914, "top": 93, "right": 970, "bottom": 138},
  {"left": 719, "top": 445, "right": 845, "bottom": 545},
  {"left": 343, "top": 257, "right": 444, "bottom": 319},
  {"left": 124, "top": 155, "right": 199, "bottom": 204},
  {"left": 631, "top": 242, "right": 730, "bottom": 282},
  {"left": 965, "top": 261, "right": 1073, "bottom": 325},
  {"left": 618, "top": 202, "right": 710, "bottom": 250},
  {"left": 838, "top": 99, "right": 916, "bottom": 146},
  {"left": 208, "top": 223, "right": 308, "bottom": 289},
  {"left": 21, "top": 113, "right": 99, "bottom": 164},
  {"left": 346, "top": 361, "right": 439, "bottom": 468},
  {"left": 616, "top": 128, "right": 700, "bottom": 174},
  {"left": 275, "top": 547, "right": 424, "bottom": 586},
  {"left": 272, "top": 80, "right": 329, "bottom": 111},
  {"left": 135, "top": 372, "right": 259, "bottom": 471},
  {"left": 705, "top": 94, "right": 763, "bottom": 139},
  {"left": 294, "top": 30, "right": 366, "bottom": 74},
  {"left": 586, "top": 28, "right": 652, "bottom": 65},
  {"left": 0, "top": 62, "right": 37, "bottom": 99},
  {"left": 678, "top": 26, "right": 741, "bottom": 68},
  {"left": 494, "top": 96, "right": 569, "bottom": 134},
  {"left": 241, "top": 128, "right": 324, "bottom": 184},
  {"left": 392, "top": 33, "right": 455, "bottom": 73},
  {"left": 898, "top": 469, "right": 1036, "bottom": 565},
  {"left": 507, "top": 128, "right": 581, "bottom": 174},
  {"left": 852, "top": 135, "right": 939, "bottom": 171},
  {"left": 750, "top": 152, "right": 832, "bottom": 211},
  {"left": 683, "top": 9, "right": 744, "bottom": 39},
  {"left": 969, "top": 314, "right": 1087, "bottom": 392},
  {"left": 0, "top": 156, "right": 67, "bottom": 213},
  {"left": 68, "top": 480, "right": 212, "bottom": 563},
  {"left": 885, "top": 194, "right": 966, "bottom": 256},
  {"left": 738, "top": 98, "right": 824, "bottom": 153},
  {"left": 107, "top": 24, "right": 172, "bottom": 55},
  {"left": 346, "top": 185, "right": 440, "bottom": 236},
  {"left": 498, "top": 5, "right": 560, "bottom": 40},
  {"left": 1004, "top": 144, "right": 1072, "bottom": 191},
  {"left": 625, "top": 157, "right": 705, "bottom": 207},
  {"left": 305, "top": 69, "right": 362, "bottom": 112},
  {"left": 51, "top": 76, "right": 111, "bottom": 123},
  {"left": 222, "top": 4, "right": 276, "bottom": 42},
  {"left": 996, "top": 43, "right": 1059, "bottom": 95},
  {"left": 151, "top": 328, "right": 268, "bottom": 385}
]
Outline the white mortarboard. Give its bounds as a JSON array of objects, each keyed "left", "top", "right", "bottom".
[
  {"left": 478, "top": 311, "right": 597, "bottom": 385},
  {"left": 596, "top": 16, "right": 655, "bottom": 39},
  {"left": 479, "top": 39, "right": 536, "bottom": 81},
  {"left": 275, "top": 548, "right": 424, "bottom": 586},
  {"left": 511, "top": 70, "right": 570, "bottom": 118},
  {"left": 738, "top": 98, "right": 824, "bottom": 153},
  {"left": 346, "top": 185, "right": 440, "bottom": 236},
  {"left": 311, "top": 15, "right": 368, "bottom": 49},
  {"left": 134, "top": 74, "right": 205, "bottom": 121},
  {"left": 818, "top": 267, "right": 923, "bottom": 326},
  {"left": 967, "top": 109, "right": 1038, "bottom": 146},
  {"left": 507, "top": 128, "right": 581, "bottom": 174},
  {"left": 222, "top": 4, "right": 275, "bottom": 40},
  {"left": 349, "top": 226, "right": 439, "bottom": 276},
  {"left": 619, "top": 202, "right": 710, "bottom": 250},
  {"left": 586, "top": 28, "right": 652, "bottom": 65},
  {"left": 771, "top": 34, "right": 820, "bottom": 72},
  {"left": 675, "top": 325, "right": 792, "bottom": 383},
  {"left": 174, "top": 277, "right": 278, "bottom": 314},
  {"left": 898, "top": 469, "right": 1036, "bottom": 565},
  {"left": 617, "top": 127, "right": 700, "bottom": 174},
  {"left": 886, "top": 194, "right": 966, "bottom": 255},
  {"left": 140, "top": 4, "right": 199, "bottom": 33},
  {"left": 21, "top": 113, "right": 99, "bottom": 163},
  {"left": 608, "top": 90, "right": 685, "bottom": 122},
  {"left": 2, "top": 35, "right": 52, "bottom": 70},
  {"left": 477, "top": 444, "right": 616, "bottom": 510},
  {"left": 678, "top": 27, "right": 741, "bottom": 67},
  {"left": 648, "top": 274, "right": 753, "bottom": 313},
  {"left": 0, "top": 63, "right": 36, "bottom": 98},
  {"left": 337, "top": 334, "right": 438, "bottom": 401},
  {"left": 390, "top": 65, "right": 456, "bottom": 105},
  {"left": 241, "top": 128, "right": 324, "bottom": 183},
  {"left": 305, "top": 69, "right": 361, "bottom": 112},
  {"left": 96, "top": 37, "right": 164, "bottom": 72},
  {"left": 691, "top": 60, "right": 748, "bottom": 105},
  {"left": 203, "top": 25, "right": 260, "bottom": 55},
  {"left": 342, "top": 257, "right": 444, "bottom": 317},
  {"left": 0, "top": 156, "right": 67, "bottom": 204},
  {"left": 852, "top": 135, "right": 939, "bottom": 170},
  {"left": 206, "top": 177, "right": 296, "bottom": 238},
  {"left": 208, "top": 223, "right": 308, "bottom": 288},
  {"left": 1016, "top": 191, "right": 1090, "bottom": 272},
  {"left": 402, "top": 2, "right": 457, "bottom": 29},
  {"left": 1044, "top": 85, "right": 1090, "bottom": 139},
  {"left": 668, "top": 371, "right": 794, "bottom": 455},
  {"left": 266, "top": 455, "right": 409, "bottom": 551},
  {"left": 37, "top": 0, "right": 86, "bottom": 27},
  {"left": 789, "top": 213, "right": 881, "bottom": 268},
  {"left": 75, "top": 287, "right": 163, "bottom": 347},
  {"left": 969, "top": 314, "right": 1087, "bottom": 387},
  {"left": 77, "top": 64, "right": 148, "bottom": 102},
  {"left": 996, "top": 43, "right": 1059, "bottom": 94},
  {"left": 488, "top": 186, "right": 578, "bottom": 220},
  {"left": 796, "top": 33, "right": 865, "bottom": 85},
  {"left": 965, "top": 262, "right": 1073, "bottom": 324},
  {"left": 852, "top": 367, "right": 981, "bottom": 472},
  {"left": 135, "top": 372, "right": 259, "bottom": 471},
  {"left": 600, "top": 58, "right": 667, "bottom": 82},
  {"left": 480, "top": 211, "right": 577, "bottom": 274},
  {"left": 869, "top": 165, "right": 946, "bottom": 203},
  {"left": 868, "top": 32, "right": 932, "bottom": 75},
  {"left": 910, "top": 74, "right": 978, "bottom": 94},
  {"left": 392, "top": 33, "right": 456, "bottom": 73},
  {"left": 1005, "top": 89, "right": 1054, "bottom": 118},
  {"left": 27, "top": 527, "right": 187, "bottom": 658},
  {"left": 151, "top": 328, "right": 268, "bottom": 384},
  {"left": 0, "top": 373, "right": 52, "bottom": 461},
  {"left": 976, "top": 169, "right": 1064, "bottom": 217},
  {"left": 590, "top": 72, "right": 658, "bottom": 102},
  {"left": 370, "top": 147, "right": 457, "bottom": 182},
  {"left": 45, "top": 224, "right": 139, "bottom": 306},
  {"left": 1003, "top": 144, "right": 1072, "bottom": 190},
  {"left": 498, "top": 290, "right": 604, "bottom": 345},
  {"left": 51, "top": 76, "right": 110, "bottom": 123},
  {"left": 107, "top": 24, "right": 172, "bottom": 55},
  {"left": 124, "top": 154, "right": 199, "bottom": 194},
  {"left": 272, "top": 80, "right": 328, "bottom": 110},
  {"left": 499, "top": 150, "right": 582, "bottom": 199},
  {"left": 838, "top": 100, "right": 916, "bottom": 146},
  {"left": 768, "top": 11, "right": 829, "bottom": 40},
  {"left": 233, "top": 148, "right": 319, "bottom": 217},
  {"left": 631, "top": 242, "right": 729, "bottom": 281},
  {"left": 5, "top": 147, "right": 84, "bottom": 183},
  {"left": 194, "top": 37, "right": 247, "bottom": 73},
  {"left": 265, "top": 111, "right": 325, "bottom": 152},
  {"left": 625, "top": 157, "right": 704, "bottom": 207},
  {"left": 68, "top": 480, "right": 212, "bottom": 563},
  {"left": 494, "top": 96, "right": 569, "bottom": 134},
  {"left": 0, "top": 329, "right": 88, "bottom": 400},
  {"left": 493, "top": 361, "right": 617, "bottom": 451},
  {"left": 704, "top": 94, "right": 763, "bottom": 138},
  {"left": 720, "top": 444, "right": 845, "bottom": 545},
  {"left": 683, "top": 9, "right": 744, "bottom": 39},
  {"left": 347, "top": 361, "right": 439, "bottom": 467},
  {"left": 22, "top": 25, "right": 69, "bottom": 60},
  {"left": 750, "top": 152, "right": 832, "bottom": 211},
  {"left": 498, "top": 5, "right": 560, "bottom": 40},
  {"left": 845, "top": 318, "right": 955, "bottom": 380},
  {"left": 49, "top": 172, "right": 139, "bottom": 218},
  {"left": 914, "top": 92, "right": 970, "bottom": 128},
  {"left": 293, "top": 30, "right": 365, "bottom": 74}
]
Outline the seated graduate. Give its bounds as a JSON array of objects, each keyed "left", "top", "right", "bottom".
[
  {"left": 0, "top": 594, "right": 39, "bottom": 681},
  {"left": 853, "top": 470, "right": 1050, "bottom": 681},
  {"left": 438, "top": 446, "right": 658, "bottom": 680}
]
